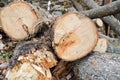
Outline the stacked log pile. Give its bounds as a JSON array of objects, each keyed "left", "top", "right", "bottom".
[{"left": 0, "top": 0, "right": 120, "bottom": 80}]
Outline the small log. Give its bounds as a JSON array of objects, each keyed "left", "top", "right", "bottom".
[
  {"left": 73, "top": 52, "right": 120, "bottom": 80},
  {"left": 53, "top": 12, "right": 98, "bottom": 61},
  {"left": 93, "top": 38, "right": 108, "bottom": 52},
  {"left": 93, "top": 18, "right": 104, "bottom": 28},
  {"left": 97, "top": 33, "right": 120, "bottom": 53},
  {"left": 93, "top": 18, "right": 106, "bottom": 34},
  {"left": 0, "top": 1, "right": 46, "bottom": 40},
  {"left": 99, "top": 33, "right": 117, "bottom": 41}
]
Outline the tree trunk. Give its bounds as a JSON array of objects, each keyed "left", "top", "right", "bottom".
[
  {"left": 0, "top": 1, "right": 47, "bottom": 40},
  {"left": 53, "top": 12, "right": 98, "bottom": 61},
  {"left": 73, "top": 52, "right": 120, "bottom": 80}
]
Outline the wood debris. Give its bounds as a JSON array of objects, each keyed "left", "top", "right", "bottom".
[{"left": 6, "top": 41, "right": 57, "bottom": 80}]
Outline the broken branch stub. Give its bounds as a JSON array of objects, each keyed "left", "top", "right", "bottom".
[
  {"left": 0, "top": 1, "right": 45, "bottom": 40},
  {"left": 53, "top": 12, "right": 98, "bottom": 61}
]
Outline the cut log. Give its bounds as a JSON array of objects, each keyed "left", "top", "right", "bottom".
[
  {"left": 53, "top": 12, "right": 98, "bottom": 61},
  {"left": 0, "top": 1, "right": 45, "bottom": 40},
  {"left": 9, "top": 41, "right": 57, "bottom": 69},
  {"left": 73, "top": 52, "right": 120, "bottom": 80},
  {"left": 6, "top": 41, "right": 57, "bottom": 80},
  {"left": 93, "top": 38, "right": 108, "bottom": 52},
  {"left": 93, "top": 18, "right": 104, "bottom": 28},
  {"left": 6, "top": 62, "right": 52, "bottom": 80},
  {"left": 93, "top": 18, "right": 106, "bottom": 34},
  {"left": 94, "top": 33, "right": 120, "bottom": 53}
]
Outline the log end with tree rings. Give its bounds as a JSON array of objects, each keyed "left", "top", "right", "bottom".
[
  {"left": 0, "top": 1, "right": 40, "bottom": 40},
  {"left": 54, "top": 12, "right": 98, "bottom": 61},
  {"left": 93, "top": 38, "right": 108, "bottom": 52}
]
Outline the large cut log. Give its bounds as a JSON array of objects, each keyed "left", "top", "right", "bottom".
[
  {"left": 73, "top": 52, "right": 120, "bottom": 80},
  {"left": 53, "top": 12, "right": 98, "bottom": 61},
  {"left": 0, "top": 1, "right": 46, "bottom": 40}
]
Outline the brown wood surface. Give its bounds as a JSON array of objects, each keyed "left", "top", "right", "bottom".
[
  {"left": 0, "top": 1, "right": 39, "bottom": 40},
  {"left": 54, "top": 12, "right": 98, "bottom": 61}
]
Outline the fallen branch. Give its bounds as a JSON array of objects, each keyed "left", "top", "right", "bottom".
[
  {"left": 82, "top": 0, "right": 120, "bottom": 18},
  {"left": 71, "top": 0, "right": 83, "bottom": 11},
  {"left": 81, "top": 0, "right": 120, "bottom": 36},
  {"left": 99, "top": 33, "right": 117, "bottom": 41}
]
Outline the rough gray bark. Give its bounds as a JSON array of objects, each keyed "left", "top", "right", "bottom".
[
  {"left": 71, "top": 0, "right": 83, "bottom": 11},
  {"left": 81, "top": 0, "right": 100, "bottom": 8},
  {"left": 107, "top": 43, "right": 120, "bottom": 53},
  {"left": 81, "top": 0, "right": 120, "bottom": 36},
  {"left": 73, "top": 52, "right": 120, "bottom": 80},
  {"left": 82, "top": 0, "right": 120, "bottom": 18},
  {"left": 103, "top": 0, "right": 112, "bottom": 4},
  {"left": 114, "top": 13, "right": 120, "bottom": 21}
]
